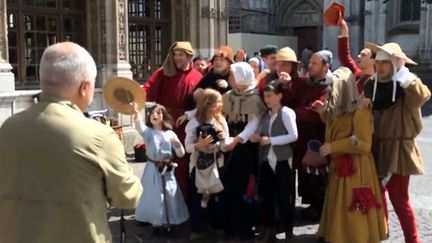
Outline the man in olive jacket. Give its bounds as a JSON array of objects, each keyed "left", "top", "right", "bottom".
[{"left": 0, "top": 42, "right": 143, "bottom": 243}]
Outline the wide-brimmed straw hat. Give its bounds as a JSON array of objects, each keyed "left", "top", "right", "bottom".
[
  {"left": 323, "top": 2, "right": 345, "bottom": 26},
  {"left": 365, "top": 42, "right": 417, "bottom": 65},
  {"left": 276, "top": 47, "right": 301, "bottom": 63},
  {"left": 103, "top": 77, "right": 146, "bottom": 115}
]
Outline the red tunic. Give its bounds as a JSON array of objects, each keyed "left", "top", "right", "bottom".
[
  {"left": 283, "top": 77, "right": 328, "bottom": 204},
  {"left": 144, "top": 67, "right": 202, "bottom": 199},
  {"left": 338, "top": 37, "right": 371, "bottom": 93},
  {"left": 282, "top": 77, "right": 327, "bottom": 169}
]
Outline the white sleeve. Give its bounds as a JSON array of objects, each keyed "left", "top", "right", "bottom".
[
  {"left": 184, "top": 119, "right": 198, "bottom": 153},
  {"left": 134, "top": 119, "right": 147, "bottom": 135},
  {"left": 237, "top": 115, "right": 260, "bottom": 143},
  {"left": 394, "top": 66, "right": 416, "bottom": 88},
  {"left": 168, "top": 131, "right": 185, "bottom": 158},
  {"left": 270, "top": 107, "right": 298, "bottom": 145},
  {"left": 185, "top": 108, "right": 197, "bottom": 120},
  {"left": 219, "top": 119, "right": 231, "bottom": 152}
]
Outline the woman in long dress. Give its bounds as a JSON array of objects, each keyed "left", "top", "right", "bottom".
[{"left": 313, "top": 67, "right": 388, "bottom": 243}]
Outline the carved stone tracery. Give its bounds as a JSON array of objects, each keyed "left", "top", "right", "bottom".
[{"left": 117, "top": 0, "right": 127, "bottom": 61}]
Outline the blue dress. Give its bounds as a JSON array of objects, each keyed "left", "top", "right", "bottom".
[{"left": 134, "top": 123, "right": 189, "bottom": 226}]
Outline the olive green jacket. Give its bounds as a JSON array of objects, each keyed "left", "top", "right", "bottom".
[{"left": 0, "top": 96, "right": 143, "bottom": 243}]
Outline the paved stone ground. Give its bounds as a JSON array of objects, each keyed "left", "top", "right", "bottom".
[{"left": 110, "top": 107, "right": 432, "bottom": 243}]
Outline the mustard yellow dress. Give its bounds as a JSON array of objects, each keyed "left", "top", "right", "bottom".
[{"left": 317, "top": 108, "right": 388, "bottom": 243}]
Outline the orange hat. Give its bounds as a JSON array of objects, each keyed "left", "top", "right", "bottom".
[
  {"left": 212, "top": 45, "right": 234, "bottom": 64},
  {"left": 323, "top": 2, "right": 345, "bottom": 26}
]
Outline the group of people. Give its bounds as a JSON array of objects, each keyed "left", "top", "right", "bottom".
[
  {"left": 0, "top": 17, "right": 429, "bottom": 243},
  {"left": 135, "top": 18, "right": 431, "bottom": 243}
]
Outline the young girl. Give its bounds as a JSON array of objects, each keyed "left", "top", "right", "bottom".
[
  {"left": 251, "top": 80, "right": 298, "bottom": 243},
  {"left": 133, "top": 104, "right": 189, "bottom": 234},
  {"left": 184, "top": 88, "right": 229, "bottom": 240},
  {"left": 313, "top": 67, "right": 388, "bottom": 243}
]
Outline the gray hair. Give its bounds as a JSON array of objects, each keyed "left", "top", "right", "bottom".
[{"left": 39, "top": 42, "right": 97, "bottom": 95}]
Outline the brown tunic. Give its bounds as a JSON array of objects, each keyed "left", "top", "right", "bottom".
[{"left": 365, "top": 78, "right": 431, "bottom": 176}]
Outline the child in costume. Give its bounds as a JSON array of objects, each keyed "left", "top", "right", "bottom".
[
  {"left": 185, "top": 88, "right": 230, "bottom": 239},
  {"left": 133, "top": 104, "right": 189, "bottom": 234},
  {"left": 251, "top": 80, "right": 298, "bottom": 242}
]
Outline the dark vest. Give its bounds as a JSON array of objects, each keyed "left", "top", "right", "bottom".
[{"left": 258, "top": 108, "right": 293, "bottom": 163}]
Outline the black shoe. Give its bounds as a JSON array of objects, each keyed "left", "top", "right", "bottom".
[{"left": 152, "top": 227, "right": 163, "bottom": 237}]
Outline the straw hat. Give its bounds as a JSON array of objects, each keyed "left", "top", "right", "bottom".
[
  {"left": 276, "top": 47, "right": 300, "bottom": 63},
  {"left": 323, "top": 2, "right": 345, "bottom": 26},
  {"left": 365, "top": 42, "right": 417, "bottom": 65},
  {"left": 103, "top": 77, "right": 146, "bottom": 115}
]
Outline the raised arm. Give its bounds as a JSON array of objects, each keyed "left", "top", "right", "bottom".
[{"left": 337, "top": 19, "right": 362, "bottom": 77}]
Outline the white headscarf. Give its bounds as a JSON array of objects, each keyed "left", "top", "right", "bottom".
[{"left": 231, "top": 62, "right": 256, "bottom": 87}]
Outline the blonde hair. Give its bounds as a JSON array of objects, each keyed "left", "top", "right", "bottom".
[{"left": 196, "top": 88, "right": 224, "bottom": 129}]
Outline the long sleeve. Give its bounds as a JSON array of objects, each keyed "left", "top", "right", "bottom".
[
  {"left": 98, "top": 131, "right": 143, "bottom": 209},
  {"left": 403, "top": 78, "right": 431, "bottom": 111},
  {"left": 167, "top": 131, "right": 185, "bottom": 158},
  {"left": 270, "top": 107, "right": 298, "bottom": 145},
  {"left": 219, "top": 119, "right": 231, "bottom": 152},
  {"left": 282, "top": 78, "right": 326, "bottom": 124},
  {"left": 184, "top": 119, "right": 199, "bottom": 153},
  {"left": 237, "top": 116, "right": 260, "bottom": 143},
  {"left": 143, "top": 68, "right": 163, "bottom": 102},
  {"left": 338, "top": 37, "right": 362, "bottom": 78},
  {"left": 185, "top": 108, "right": 197, "bottom": 120},
  {"left": 134, "top": 118, "right": 147, "bottom": 135},
  {"left": 329, "top": 109, "right": 373, "bottom": 154},
  {"left": 293, "top": 89, "right": 326, "bottom": 124},
  {"left": 281, "top": 79, "right": 298, "bottom": 107}
]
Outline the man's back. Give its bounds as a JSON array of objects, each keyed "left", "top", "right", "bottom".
[{"left": 0, "top": 97, "right": 142, "bottom": 243}]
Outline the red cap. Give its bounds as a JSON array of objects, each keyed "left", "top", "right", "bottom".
[{"left": 323, "top": 2, "right": 345, "bottom": 26}]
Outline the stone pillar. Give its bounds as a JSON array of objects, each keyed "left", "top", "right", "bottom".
[
  {"left": 193, "top": 0, "right": 228, "bottom": 58},
  {"left": 0, "top": 0, "right": 15, "bottom": 92},
  {"left": 418, "top": 3, "right": 432, "bottom": 62},
  {"left": 88, "top": 0, "right": 132, "bottom": 124},
  {"left": 364, "top": 0, "right": 378, "bottom": 44},
  {"left": 98, "top": 0, "right": 132, "bottom": 86}
]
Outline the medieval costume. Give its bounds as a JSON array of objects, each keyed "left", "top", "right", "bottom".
[
  {"left": 134, "top": 119, "right": 189, "bottom": 226},
  {"left": 222, "top": 62, "right": 267, "bottom": 239},
  {"left": 191, "top": 46, "right": 233, "bottom": 95},
  {"left": 185, "top": 114, "right": 229, "bottom": 237},
  {"left": 338, "top": 36, "right": 371, "bottom": 93},
  {"left": 363, "top": 42, "right": 431, "bottom": 243},
  {"left": 256, "top": 80, "right": 298, "bottom": 242},
  {"left": 317, "top": 67, "right": 388, "bottom": 243},
  {"left": 144, "top": 41, "right": 203, "bottom": 199},
  {"left": 280, "top": 49, "right": 330, "bottom": 218}
]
